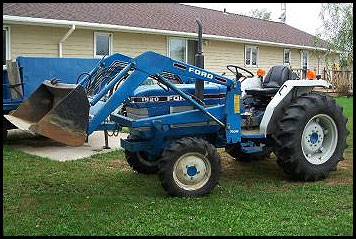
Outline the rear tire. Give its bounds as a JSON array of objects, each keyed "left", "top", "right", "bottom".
[
  {"left": 225, "top": 144, "right": 272, "bottom": 162},
  {"left": 272, "top": 93, "right": 348, "bottom": 181},
  {"left": 158, "top": 137, "right": 221, "bottom": 197}
]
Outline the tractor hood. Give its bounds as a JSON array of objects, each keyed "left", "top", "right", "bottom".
[
  {"left": 124, "top": 83, "right": 227, "bottom": 118},
  {"left": 126, "top": 83, "right": 227, "bottom": 108}
]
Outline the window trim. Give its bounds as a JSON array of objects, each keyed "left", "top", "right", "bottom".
[
  {"left": 300, "top": 50, "right": 309, "bottom": 69},
  {"left": 3, "top": 25, "right": 11, "bottom": 67},
  {"left": 283, "top": 49, "right": 291, "bottom": 65},
  {"left": 168, "top": 37, "right": 188, "bottom": 63},
  {"left": 93, "top": 31, "right": 113, "bottom": 58},
  {"left": 244, "top": 45, "right": 258, "bottom": 67}
]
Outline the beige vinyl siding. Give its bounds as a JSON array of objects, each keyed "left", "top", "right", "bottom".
[
  {"left": 113, "top": 32, "right": 166, "bottom": 57},
  {"left": 8, "top": 24, "right": 167, "bottom": 59},
  {"left": 195, "top": 40, "right": 332, "bottom": 77},
  {"left": 203, "top": 40, "right": 244, "bottom": 77},
  {"left": 10, "top": 24, "right": 65, "bottom": 58},
  {"left": 255, "top": 45, "right": 283, "bottom": 72},
  {"left": 290, "top": 48, "right": 301, "bottom": 69},
  {"left": 203, "top": 42, "right": 307, "bottom": 76},
  {"left": 10, "top": 24, "right": 94, "bottom": 58},
  {"left": 7, "top": 23, "right": 337, "bottom": 77},
  {"left": 62, "top": 29, "right": 93, "bottom": 57}
]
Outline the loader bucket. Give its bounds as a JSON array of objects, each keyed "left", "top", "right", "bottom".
[{"left": 5, "top": 80, "right": 90, "bottom": 146}]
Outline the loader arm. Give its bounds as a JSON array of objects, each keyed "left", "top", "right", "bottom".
[
  {"left": 87, "top": 51, "right": 236, "bottom": 135},
  {"left": 6, "top": 51, "right": 240, "bottom": 146}
]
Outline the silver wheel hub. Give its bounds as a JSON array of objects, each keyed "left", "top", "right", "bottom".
[
  {"left": 303, "top": 122, "right": 324, "bottom": 152},
  {"left": 301, "top": 114, "right": 338, "bottom": 165},
  {"left": 173, "top": 152, "right": 211, "bottom": 191}
]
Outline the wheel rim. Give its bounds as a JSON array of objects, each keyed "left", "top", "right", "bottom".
[
  {"left": 173, "top": 152, "right": 211, "bottom": 191},
  {"left": 301, "top": 114, "right": 338, "bottom": 165}
]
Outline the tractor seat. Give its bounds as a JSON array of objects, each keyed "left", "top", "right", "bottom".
[{"left": 245, "top": 65, "right": 298, "bottom": 96}]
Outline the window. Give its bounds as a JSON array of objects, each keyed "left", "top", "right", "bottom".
[
  {"left": 301, "top": 50, "right": 309, "bottom": 69},
  {"left": 168, "top": 37, "right": 198, "bottom": 65},
  {"left": 3, "top": 26, "right": 10, "bottom": 66},
  {"left": 283, "top": 49, "right": 291, "bottom": 65},
  {"left": 245, "top": 45, "right": 258, "bottom": 67},
  {"left": 94, "top": 32, "right": 112, "bottom": 58}
]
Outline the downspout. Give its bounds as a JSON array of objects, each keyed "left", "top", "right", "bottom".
[{"left": 59, "top": 24, "right": 75, "bottom": 57}]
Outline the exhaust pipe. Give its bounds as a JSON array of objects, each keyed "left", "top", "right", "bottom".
[{"left": 194, "top": 19, "right": 204, "bottom": 100}]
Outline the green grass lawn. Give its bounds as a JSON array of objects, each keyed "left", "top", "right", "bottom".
[{"left": 3, "top": 97, "right": 353, "bottom": 236}]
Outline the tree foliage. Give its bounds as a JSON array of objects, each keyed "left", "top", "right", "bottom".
[
  {"left": 319, "top": 3, "right": 353, "bottom": 68},
  {"left": 248, "top": 8, "right": 272, "bottom": 20}
]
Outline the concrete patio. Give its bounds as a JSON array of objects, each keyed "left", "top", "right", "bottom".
[{"left": 5, "top": 129, "right": 128, "bottom": 161}]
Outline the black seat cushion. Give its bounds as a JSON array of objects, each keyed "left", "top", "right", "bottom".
[
  {"left": 244, "top": 65, "right": 298, "bottom": 97},
  {"left": 263, "top": 65, "right": 292, "bottom": 88}
]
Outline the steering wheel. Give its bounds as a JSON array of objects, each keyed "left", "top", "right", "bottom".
[{"left": 227, "top": 65, "right": 254, "bottom": 81}]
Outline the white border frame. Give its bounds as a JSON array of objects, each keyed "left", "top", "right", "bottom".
[
  {"left": 300, "top": 50, "right": 309, "bottom": 69},
  {"left": 167, "top": 37, "right": 188, "bottom": 63},
  {"left": 94, "top": 31, "right": 113, "bottom": 58},
  {"left": 283, "top": 49, "right": 291, "bottom": 65},
  {"left": 3, "top": 25, "right": 11, "bottom": 66},
  {"left": 245, "top": 45, "right": 258, "bottom": 67}
]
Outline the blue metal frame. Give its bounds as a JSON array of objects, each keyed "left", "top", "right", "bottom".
[
  {"left": 76, "top": 51, "right": 246, "bottom": 155},
  {"left": 81, "top": 52, "right": 240, "bottom": 139}
]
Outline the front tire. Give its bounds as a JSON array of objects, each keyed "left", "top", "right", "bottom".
[
  {"left": 158, "top": 137, "right": 221, "bottom": 197},
  {"left": 272, "top": 93, "right": 348, "bottom": 181}
]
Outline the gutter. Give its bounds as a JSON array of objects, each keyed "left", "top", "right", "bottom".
[
  {"left": 4, "top": 15, "right": 331, "bottom": 52},
  {"left": 59, "top": 24, "right": 75, "bottom": 57}
]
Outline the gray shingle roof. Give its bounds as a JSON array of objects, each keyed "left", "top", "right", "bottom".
[{"left": 3, "top": 3, "right": 327, "bottom": 48}]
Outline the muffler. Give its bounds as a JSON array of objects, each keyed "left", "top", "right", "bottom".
[{"left": 4, "top": 80, "right": 90, "bottom": 146}]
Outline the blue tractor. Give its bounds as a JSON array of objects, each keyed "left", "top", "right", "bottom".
[{"left": 5, "top": 20, "right": 348, "bottom": 197}]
